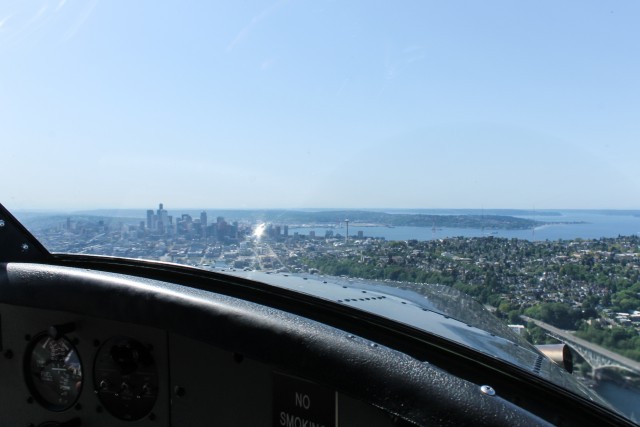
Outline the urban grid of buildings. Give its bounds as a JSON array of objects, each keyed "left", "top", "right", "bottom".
[{"left": 38, "top": 204, "right": 640, "bottom": 335}]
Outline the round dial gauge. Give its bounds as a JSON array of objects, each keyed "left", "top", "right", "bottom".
[
  {"left": 94, "top": 336, "right": 158, "bottom": 421},
  {"left": 24, "top": 334, "right": 83, "bottom": 411}
]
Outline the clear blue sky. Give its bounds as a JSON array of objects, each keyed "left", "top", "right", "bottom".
[{"left": 1, "top": 1, "right": 639, "bottom": 210}]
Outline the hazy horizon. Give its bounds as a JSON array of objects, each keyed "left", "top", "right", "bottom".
[{"left": 10, "top": 206, "right": 640, "bottom": 215}]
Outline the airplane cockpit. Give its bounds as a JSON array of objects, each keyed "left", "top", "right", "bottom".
[
  {"left": 0, "top": 203, "right": 635, "bottom": 426},
  {"left": 3, "top": 0, "right": 640, "bottom": 424}
]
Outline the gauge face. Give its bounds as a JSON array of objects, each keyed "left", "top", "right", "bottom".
[
  {"left": 94, "top": 336, "right": 158, "bottom": 421},
  {"left": 24, "top": 334, "right": 83, "bottom": 411}
]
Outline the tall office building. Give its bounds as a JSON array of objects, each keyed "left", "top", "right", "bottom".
[
  {"left": 200, "top": 211, "right": 208, "bottom": 237},
  {"left": 157, "top": 203, "right": 168, "bottom": 234},
  {"left": 146, "top": 210, "right": 154, "bottom": 230}
]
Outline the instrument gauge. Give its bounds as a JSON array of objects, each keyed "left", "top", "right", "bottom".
[
  {"left": 94, "top": 336, "right": 159, "bottom": 420},
  {"left": 24, "top": 333, "right": 83, "bottom": 411}
]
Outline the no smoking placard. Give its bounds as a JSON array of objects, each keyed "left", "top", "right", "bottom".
[{"left": 272, "top": 372, "right": 336, "bottom": 427}]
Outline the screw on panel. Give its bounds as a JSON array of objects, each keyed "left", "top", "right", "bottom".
[
  {"left": 174, "top": 386, "right": 186, "bottom": 397},
  {"left": 0, "top": 219, "right": 4, "bottom": 227},
  {"left": 480, "top": 385, "right": 496, "bottom": 396},
  {"left": 20, "top": 243, "right": 29, "bottom": 252}
]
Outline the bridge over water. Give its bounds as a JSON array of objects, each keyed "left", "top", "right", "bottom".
[{"left": 521, "top": 316, "right": 640, "bottom": 375}]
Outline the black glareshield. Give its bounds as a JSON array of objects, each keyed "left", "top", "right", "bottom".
[{"left": 0, "top": 203, "right": 50, "bottom": 263}]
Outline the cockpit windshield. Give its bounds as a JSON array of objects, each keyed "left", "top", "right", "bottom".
[{"left": 2, "top": 1, "right": 640, "bottom": 423}]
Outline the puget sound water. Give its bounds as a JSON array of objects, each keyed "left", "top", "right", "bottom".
[{"left": 289, "top": 211, "right": 640, "bottom": 242}]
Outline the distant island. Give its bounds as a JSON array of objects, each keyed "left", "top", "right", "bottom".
[{"left": 248, "top": 211, "right": 543, "bottom": 230}]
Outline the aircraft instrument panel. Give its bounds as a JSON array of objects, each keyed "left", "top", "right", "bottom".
[{"left": 0, "top": 303, "right": 397, "bottom": 426}]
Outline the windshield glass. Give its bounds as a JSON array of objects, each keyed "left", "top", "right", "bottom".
[{"left": 2, "top": 1, "right": 640, "bottom": 422}]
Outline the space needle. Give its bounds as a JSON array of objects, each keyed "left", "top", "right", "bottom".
[{"left": 345, "top": 219, "right": 349, "bottom": 245}]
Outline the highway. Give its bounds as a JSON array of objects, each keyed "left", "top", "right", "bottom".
[{"left": 521, "top": 316, "right": 640, "bottom": 373}]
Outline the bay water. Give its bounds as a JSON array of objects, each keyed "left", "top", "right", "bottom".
[{"left": 289, "top": 211, "right": 640, "bottom": 241}]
